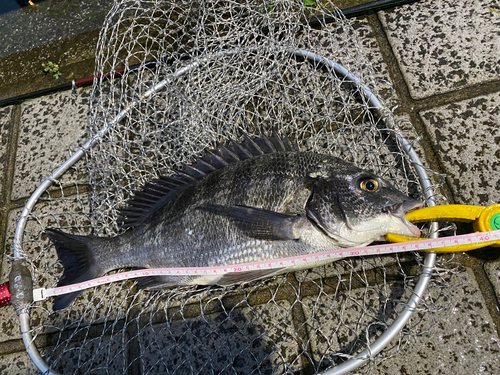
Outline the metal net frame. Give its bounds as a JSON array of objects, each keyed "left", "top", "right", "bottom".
[{"left": 9, "top": 1, "right": 462, "bottom": 374}]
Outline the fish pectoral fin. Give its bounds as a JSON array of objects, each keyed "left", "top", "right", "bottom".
[
  {"left": 217, "top": 268, "right": 286, "bottom": 286},
  {"left": 198, "top": 205, "right": 301, "bottom": 241}
]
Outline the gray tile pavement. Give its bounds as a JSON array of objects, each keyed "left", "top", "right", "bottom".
[
  {"left": 485, "top": 261, "right": 500, "bottom": 305},
  {"left": 0, "top": 351, "right": 40, "bottom": 375},
  {"left": 0, "top": 1, "right": 499, "bottom": 374},
  {"left": 138, "top": 300, "right": 301, "bottom": 374},
  {"left": 0, "top": 0, "right": 110, "bottom": 58},
  {"left": 0, "top": 106, "right": 12, "bottom": 202},
  {"left": 380, "top": 0, "right": 500, "bottom": 100},
  {"left": 302, "top": 268, "right": 500, "bottom": 374},
  {"left": 420, "top": 92, "right": 500, "bottom": 206},
  {"left": 12, "top": 90, "right": 89, "bottom": 200},
  {"left": 374, "top": 268, "right": 500, "bottom": 374},
  {"left": 41, "top": 334, "right": 128, "bottom": 375}
]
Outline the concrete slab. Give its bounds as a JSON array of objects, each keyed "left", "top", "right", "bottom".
[
  {"left": 485, "top": 261, "right": 500, "bottom": 304},
  {"left": 1, "top": 198, "right": 89, "bottom": 343},
  {"left": 1, "top": 198, "right": 137, "bottom": 342},
  {"left": 294, "top": 253, "right": 418, "bottom": 284},
  {"left": 2, "top": 199, "right": 91, "bottom": 284},
  {"left": 0, "top": 351, "right": 41, "bottom": 375},
  {"left": 41, "top": 333, "right": 128, "bottom": 375},
  {"left": 0, "top": 303, "right": 20, "bottom": 344},
  {"left": 12, "top": 89, "right": 89, "bottom": 200},
  {"left": 0, "top": 106, "right": 12, "bottom": 202},
  {"left": 0, "top": 333, "right": 128, "bottom": 375},
  {"left": 374, "top": 268, "right": 500, "bottom": 374},
  {"left": 419, "top": 92, "right": 500, "bottom": 205},
  {"left": 380, "top": 0, "right": 500, "bottom": 99},
  {"left": 302, "top": 268, "right": 500, "bottom": 374},
  {"left": 138, "top": 299, "right": 302, "bottom": 374},
  {"left": 349, "top": 18, "right": 399, "bottom": 104},
  {"left": 329, "top": 18, "right": 399, "bottom": 103},
  {"left": 301, "top": 279, "right": 411, "bottom": 372},
  {"left": 0, "top": 0, "right": 109, "bottom": 58}
]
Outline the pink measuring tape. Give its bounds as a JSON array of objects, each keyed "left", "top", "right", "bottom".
[{"left": 33, "top": 229, "right": 500, "bottom": 302}]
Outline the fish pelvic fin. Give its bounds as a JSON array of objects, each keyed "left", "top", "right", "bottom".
[{"left": 45, "top": 229, "right": 100, "bottom": 311}]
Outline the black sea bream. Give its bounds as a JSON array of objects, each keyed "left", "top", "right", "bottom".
[{"left": 46, "top": 132, "right": 422, "bottom": 310}]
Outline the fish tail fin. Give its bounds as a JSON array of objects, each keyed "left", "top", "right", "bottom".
[{"left": 45, "top": 229, "right": 101, "bottom": 311}]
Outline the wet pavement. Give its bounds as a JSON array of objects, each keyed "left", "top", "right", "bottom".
[
  {"left": 0, "top": 0, "right": 109, "bottom": 58},
  {"left": 0, "top": 0, "right": 499, "bottom": 374}
]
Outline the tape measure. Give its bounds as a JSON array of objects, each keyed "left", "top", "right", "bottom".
[{"left": 33, "top": 229, "right": 500, "bottom": 302}]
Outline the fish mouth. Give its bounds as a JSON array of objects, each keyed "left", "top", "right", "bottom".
[
  {"left": 384, "top": 198, "right": 423, "bottom": 216},
  {"left": 385, "top": 198, "right": 423, "bottom": 238}
]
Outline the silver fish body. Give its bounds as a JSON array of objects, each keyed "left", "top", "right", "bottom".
[{"left": 46, "top": 134, "right": 422, "bottom": 310}]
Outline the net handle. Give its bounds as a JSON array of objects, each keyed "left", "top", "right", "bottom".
[{"left": 11, "top": 48, "right": 437, "bottom": 375}]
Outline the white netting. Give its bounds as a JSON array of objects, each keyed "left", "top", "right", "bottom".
[{"left": 14, "top": 1, "right": 462, "bottom": 374}]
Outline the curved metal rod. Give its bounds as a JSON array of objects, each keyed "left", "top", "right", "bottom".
[
  {"left": 12, "top": 48, "right": 436, "bottom": 374},
  {"left": 12, "top": 62, "right": 202, "bottom": 375},
  {"left": 292, "top": 50, "right": 439, "bottom": 374}
]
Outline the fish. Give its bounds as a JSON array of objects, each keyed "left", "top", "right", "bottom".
[{"left": 45, "top": 131, "right": 423, "bottom": 311}]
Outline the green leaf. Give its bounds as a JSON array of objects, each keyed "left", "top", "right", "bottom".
[{"left": 303, "top": 0, "right": 316, "bottom": 6}]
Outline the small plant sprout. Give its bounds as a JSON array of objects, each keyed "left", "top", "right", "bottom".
[{"left": 42, "top": 61, "right": 62, "bottom": 79}]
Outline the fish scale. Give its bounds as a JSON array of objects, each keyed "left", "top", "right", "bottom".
[{"left": 45, "top": 133, "right": 422, "bottom": 311}]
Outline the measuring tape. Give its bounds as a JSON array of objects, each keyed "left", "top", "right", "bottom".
[{"left": 33, "top": 229, "right": 500, "bottom": 302}]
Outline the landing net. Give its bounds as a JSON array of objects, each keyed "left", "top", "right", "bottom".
[{"left": 11, "top": 1, "right": 461, "bottom": 374}]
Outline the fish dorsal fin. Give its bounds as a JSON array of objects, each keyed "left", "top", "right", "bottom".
[
  {"left": 118, "top": 177, "right": 188, "bottom": 228},
  {"left": 117, "top": 132, "right": 298, "bottom": 229}
]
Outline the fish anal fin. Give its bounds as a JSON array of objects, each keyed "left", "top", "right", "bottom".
[
  {"left": 217, "top": 268, "right": 286, "bottom": 286},
  {"left": 136, "top": 275, "right": 176, "bottom": 291},
  {"left": 199, "top": 205, "right": 301, "bottom": 241},
  {"left": 136, "top": 269, "right": 286, "bottom": 289}
]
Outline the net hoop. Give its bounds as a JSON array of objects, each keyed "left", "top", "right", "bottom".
[{"left": 11, "top": 48, "right": 438, "bottom": 375}]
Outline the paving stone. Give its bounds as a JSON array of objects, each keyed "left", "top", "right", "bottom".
[
  {"left": 380, "top": 0, "right": 500, "bottom": 99},
  {"left": 301, "top": 278, "right": 412, "bottom": 372},
  {"left": 294, "top": 252, "right": 419, "bottom": 284},
  {"left": 0, "top": 199, "right": 88, "bottom": 343},
  {"left": 0, "top": 334, "right": 128, "bottom": 375},
  {"left": 485, "top": 261, "right": 500, "bottom": 303},
  {"left": 0, "top": 303, "right": 21, "bottom": 344},
  {"left": 1, "top": 196, "right": 131, "bottom": 343},
  {"left": 0, "top": 106, "right": 12, "bottom": 202},
  {"left": 0, "top": 0, "right": 109, "bottom": 58},
  {"left": 138, "top": 299, "right": 302, "bottom": 374},
  {"left": 301, "top": 267, "right": 500, "bottom": 374},
  {"left": 419, "top": 92, "right": 500, "bottom": 205},
  {"left": 334, "top": 18, "right": 399, "bottom": 104},
  {"left": 2, "top": 199, "right": 91, "bottom": 284},
  {"left": 12, "top": 89, "right": 89, "bottom": 200},
  {"left": 0, "top": 351, "right": 41, "bottom": 375},
  {"left": 373, "top": 268, "right": 500, "bottom": 374},
  {"left": 41, "top": 333, "right": 128, "bottom": 375}
]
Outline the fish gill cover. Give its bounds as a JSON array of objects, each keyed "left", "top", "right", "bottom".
[{"left": 14, "top": 0, "right": 462, "bottom": 374}]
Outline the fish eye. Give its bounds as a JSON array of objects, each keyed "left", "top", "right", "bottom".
[{"left": 359, "top": 178, "right": 379, "bottom": 192}]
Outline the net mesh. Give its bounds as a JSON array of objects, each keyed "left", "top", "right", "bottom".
[{"left": 12, "top": 0, "right": 463, "bottom": 373}]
